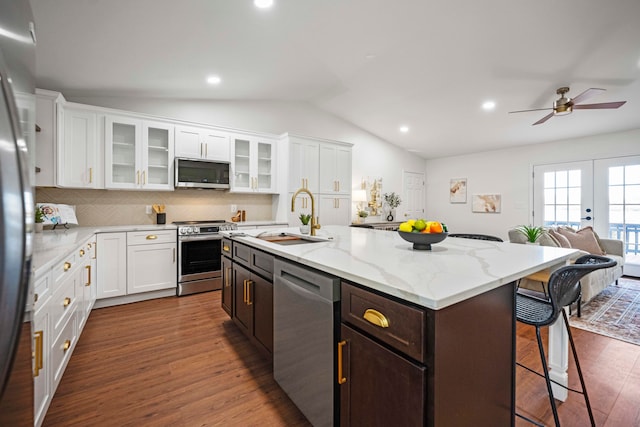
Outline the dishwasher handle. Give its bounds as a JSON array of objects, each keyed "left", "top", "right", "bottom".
[{"left": 274, "top": 259, "right": 340, "bottom": 302}]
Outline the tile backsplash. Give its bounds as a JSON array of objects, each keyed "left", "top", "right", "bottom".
[{"left": 36, "top": 187, "right": 274, "bottom": 226}]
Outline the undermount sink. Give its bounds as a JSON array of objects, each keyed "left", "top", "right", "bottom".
[{"left": 255, "top": 233, "right": 329, "bottom": 245}]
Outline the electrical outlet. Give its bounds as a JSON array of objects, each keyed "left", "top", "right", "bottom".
[
  {"left": 145, "top": 205, "right": 152, "bottom": 214},
  {"left": 230, "top": 204, "right": 237, "bottom": 212}
]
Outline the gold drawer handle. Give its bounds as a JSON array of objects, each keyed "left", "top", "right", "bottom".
[
  {"left": 363, "top": 309, "right": 390, "bottom": 328},
  {"left": 79, "top": 249, "right": 85, "bottom": 257},
  {"left": 246, "top": 280, "right": 252, "bottom": 305},
  {"left": 63, "top": 339, "right": 71, "bottom": 352},
  {"left": 223, "top": 245, "right": 230, "bottom": 252},
  {"left": 63, "top": 262, "right": 71, "bottom": 271},
  {"left": 337, "top": 340, "right": 347, "bottom": 384},
  {"left": 63, "top": 297, "right": 71, "bottom": 307},
  {"left": 85, "top": 265, "right": 92, "bottom": 286},
  {"left": 146, "top": 235, "right": 158, "bottom": 240},
  {"left": 34, "top": 330, "right": 44, "bottom": 377}
]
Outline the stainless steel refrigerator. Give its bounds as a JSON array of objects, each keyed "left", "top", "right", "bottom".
[{"left": 0, "top": 0, "right": 37, "bottom": 425}]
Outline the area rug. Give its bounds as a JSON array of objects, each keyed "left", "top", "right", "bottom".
[{"left": 569, "top": 277, "right": 640, "bottom": 346}]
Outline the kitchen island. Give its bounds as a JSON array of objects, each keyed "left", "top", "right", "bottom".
[{"left": 223, "top": 226, "right": 580, "bottom": 426}]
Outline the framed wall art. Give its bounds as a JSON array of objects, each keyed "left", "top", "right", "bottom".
[
  {"left": 449, "top": 178, "right": 467, "bottom": 203},
  {"left": 472, "top": 194, "right": 501, "bottom": 213}
]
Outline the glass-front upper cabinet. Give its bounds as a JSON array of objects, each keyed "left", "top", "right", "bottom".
[
  {"left": 105, "top": 115, "right": 174, "bottom": 190},
  {"left": 230, "top": 134, "right": 277, "bottom": 193}
]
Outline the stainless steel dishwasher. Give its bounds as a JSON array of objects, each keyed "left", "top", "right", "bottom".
[{"left": 273, "top": 259, "right": 340, "bottom": 427}]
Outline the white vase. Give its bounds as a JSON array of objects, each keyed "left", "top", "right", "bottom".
[
  {"left": 35, "top": 223, "right": 43, "bottom": 233},
  {"left": 299, "top": 225, "right": 310, "bottom": 234}
]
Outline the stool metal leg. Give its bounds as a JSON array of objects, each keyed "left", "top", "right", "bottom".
[
  {"left": 562, "top": 310, "right": 596, "bottom": 426},
  {"left": 535, "top": 326, "right": 561, "bottom": 426}
]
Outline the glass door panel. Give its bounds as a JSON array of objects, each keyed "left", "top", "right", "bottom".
[
  {"left": 257, "top": 141, "right": 272, "bottom": 190},
  {"left": 111, "top": 122, "right": 136, "bottom": 184},
  {"left": 146, "top": 126, "right": 170, "bottom": 185},
  {"left": 234, "top": 138, "right": 251, "bottom": 190}
]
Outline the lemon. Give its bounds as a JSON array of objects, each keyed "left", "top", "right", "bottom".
[
  {"left": 398, "top": 222, "right": 412, "bottom": 232},
  {"left": 407, "top": 219, "right": 416, "bottom": 227},
  {"left": 414, "top": 219, "right": 427, "bottom": 231}
]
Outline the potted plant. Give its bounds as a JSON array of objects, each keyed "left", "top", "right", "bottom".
[
  {"left": 357, "top": 210, "right": 369, "bottom": 224},
  {"left": 34, "top": 206, "right": 44, "bottom": 233},
  {"left": 516, "top": 225, "right": 544, "bottom": 244},
  {"left": 383, "top": 192, "right": 401, "bottom": 221},
  {"left": 299, "top": 213, "right": 311, "bottom": 234}
]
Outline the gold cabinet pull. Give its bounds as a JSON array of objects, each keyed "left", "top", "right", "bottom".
[
  {"left": 93, "top": 242, "right": 97, "bottom": 259},
  {"left": 34, "top": 293, "right": 39, "bottom": 303},
  {"left": 146, "top": 235, "right": 157, "bottom": 240},
  {"left": 142, "top": 170, "right": 146, "bottom": 185},
  {"left": 246, "top": 280, "right": 253, "bottom": 305},
  {"left": 85, "top": 265, "right": 91, "bottom": 286},
  {"left": 63, "top": 297, "right": 71, "bottom": 307},
  {"left": 337, "top": 340, "right": 347, "bottom": 384},
  {"left": 225, "top": 267, "right": 232, "bottom": 287},
  {"left": 223, "top": 245, "right": 230, "bottom": 252},
  {"left": 63, "top": 262, "right": 71, "bottom": 271},
  {"left": 243, "top": 279, "right": 248, "bottom": 303},
  {"left": 89, "top": 167, "right": 93, "bottom": 184},
  {"left": 79, "top": 249, "right": 85, "bottom": 257},
  {"left": 137, "top": 170, "right": 140, "bottom": 185},
  {"left": 173, "top": 248, "right": 176, "bottom": 263},
  {"left": 363, "top": 309, "right": 390, "bottom": 328},
  {"left": 34, "top": 330, "right": 43, "bottom": 377},
  {"left": 63, "top": 339, "right": 71, "bottom": 352}
]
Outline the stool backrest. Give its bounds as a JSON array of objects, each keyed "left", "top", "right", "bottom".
[{"left": 546, "top": 255, "right": 617, "bottom": 324}]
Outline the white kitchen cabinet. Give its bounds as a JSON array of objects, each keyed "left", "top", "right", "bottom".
[
  {"left": 175, "top": 125, "right": 230, "bottom": 161},
  {"left": 33, "top": 270, "right": 51, "bottom": 427},
  {"left": 319, "top": 143, "right": 351, "bottom": 195},
  {"left": 126, "top": 230, "right": 177, "bottom": 294},
  {"left": 76, "top": 236, "right": 96, "bottom": 331},
  {"left": 35, "top": 89, "right": 64, "bottom": 187},
  {"left": 231, "top": 134, "right": 277, "bottom": 193},
  {"left": 57, "top": 105, "right": 101, "bottom": 188},
  {"left": 288, "top": 136, "right": 319, "bottom": 193},
  {"left": 105, "top": 115, "right": 174, "bottom": 190},
  {"left": 96, "top": 232, "right": 127, "bottom": 299},
  {"left": 319, "top": 194, "right": 351, "bottom": 226}
]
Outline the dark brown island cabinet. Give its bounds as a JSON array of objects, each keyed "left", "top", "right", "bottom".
[
  {"left": 339, "top": 281, "right": 515, "bottom": 427},
  {"left": 222, "top": 237, "right": 515, "bottom": 426},
  {"left": 222, "top": 238, "right": 274, "bottom": 358}
]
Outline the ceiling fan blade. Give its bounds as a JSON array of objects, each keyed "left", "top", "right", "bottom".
[
  {"left": 571, "top": 88, "right": 605, "bottom": 105},
  {"left": 532, "top": 112, "right": 554, "bottom": 126},
  {"left": 573, "top": 101, "right": 626, "bottom": 110},
  {"left": 508, "top": 107, "right": 553, "bottom": 114}
]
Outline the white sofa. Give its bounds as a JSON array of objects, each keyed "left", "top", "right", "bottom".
[{"left": 508, "top": 228, "right": 625, "bottom": 304}]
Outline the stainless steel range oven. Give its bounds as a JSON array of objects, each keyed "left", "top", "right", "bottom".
[{"left": 174, "top": 220, "right": 237, "bottom": 296}]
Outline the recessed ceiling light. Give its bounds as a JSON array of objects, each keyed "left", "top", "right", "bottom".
[
  {"left": 206, "top": 75, "right": 221, "bottom": 85},
  {"left": 399, "top": 126, "right": 409, "bottom": 133},
  {"left": 482, "top": 101, "right": 496, "bottom": 111},
  {"left": 254, "top": 0, "right": 274, "bottom": 8}
]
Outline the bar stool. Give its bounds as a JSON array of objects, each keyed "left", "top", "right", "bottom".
[{"left": 515, "top": 254, "right": 617, "bottom": 427}]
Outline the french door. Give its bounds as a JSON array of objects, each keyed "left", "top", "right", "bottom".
[{"left": 533, "top": 157, "right": 640, "bottom": 276}]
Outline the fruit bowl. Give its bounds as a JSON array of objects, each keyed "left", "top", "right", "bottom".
[{"left": 397, "top": 231, "right": 448, "bottom": 250}]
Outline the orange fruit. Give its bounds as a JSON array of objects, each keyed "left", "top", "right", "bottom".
[{"left": 430, "top": 222, "right": 443, "bottom": 233}]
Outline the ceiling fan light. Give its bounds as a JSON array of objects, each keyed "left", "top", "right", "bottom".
[{"left": 553, "top": 99, "right": 573, "bottom": 115}]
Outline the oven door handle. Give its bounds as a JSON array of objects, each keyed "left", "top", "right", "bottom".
[{"left": 179, "top": 235, "right": 224, "bottom": 242}]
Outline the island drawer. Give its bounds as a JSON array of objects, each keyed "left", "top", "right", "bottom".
[
  {"left": 232, "top": 241, "right": 251, "bottom": 266},
  {"left": 250, "top": 249, "right": 274, "bottom": 281},
  {"left": 341, "top": 282, "right": 427, "bottom": 363}
]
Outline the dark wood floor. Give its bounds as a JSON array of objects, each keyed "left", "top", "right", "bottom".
[{"left": 44, "top": 290, "right": 640, "bottom": 427}]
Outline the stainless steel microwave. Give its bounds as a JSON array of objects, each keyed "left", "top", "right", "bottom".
[{"left": 175, "top": 158, "right": 230, "bottom": 189}]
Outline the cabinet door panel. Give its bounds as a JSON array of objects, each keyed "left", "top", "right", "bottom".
[
  {"left": 202, "top": 129, "right": 230, "bottom": 161},
  {"left": 340, "top": 324, "right": 426, "bottom": 427},
  {"left": 127, "top": 242, "right": 177, "bottom": 294},
  {"left": 221, "top": 256, "right": 233, "bottom": 317},
  {"left": 319, "top": 195, "right": 351, "bottom": 226},
  {"left": 58, "top": 108, "right": 98, "bottom": 188},
  {"left": 143, "top": 121, "right": 174, "bottom": 189},
  {"left": 96, "top": 233, "right": 127, "bottom": 299},
  {"left": 252, "top": 274, "right": 273, "bottom": 354},
  {"left": 105, "top": 115, "right": 141, "bottom": 189},
  {"left": 175, "top": 125, "right": 203, "bottom": 159},
  {"left": 233, "top": 263, "right": 252, "bottom": 336}
]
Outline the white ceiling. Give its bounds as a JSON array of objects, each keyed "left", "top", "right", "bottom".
[{"left": 30, "top": 0, "right": 640, "bottom": 159}]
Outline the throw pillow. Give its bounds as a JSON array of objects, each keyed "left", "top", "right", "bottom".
[
  {"left": 556, "top": 226, "right": 606, "bottom": 255},
  {"left": 549, "top": 229, "right": 572, "bottom": 248},
  {"left": 538, "top": 231, "right": 559, "bottom": 247}
]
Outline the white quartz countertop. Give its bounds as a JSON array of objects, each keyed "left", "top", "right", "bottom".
[
  {"left": 223, "top": 225, "right": 580, "bottom": 310},
  {"left": 32, "top": 224, "right": 176, "bottom": 277}
]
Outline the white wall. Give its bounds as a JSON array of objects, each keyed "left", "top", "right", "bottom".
[
  {"left": 425, "top": 128, "right": 640, "bottom": 241},
  {"left": 67, "top": 95, "right": 427, "bottom": 221}
]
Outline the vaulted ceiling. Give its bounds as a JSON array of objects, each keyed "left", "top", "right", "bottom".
[{"left": 30, "top": 0, "right": 640, "bottom": 158}]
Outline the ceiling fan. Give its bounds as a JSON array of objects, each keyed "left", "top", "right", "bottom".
[{"left": 509, "top": 87, "right": 627, "bottom": 126}]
